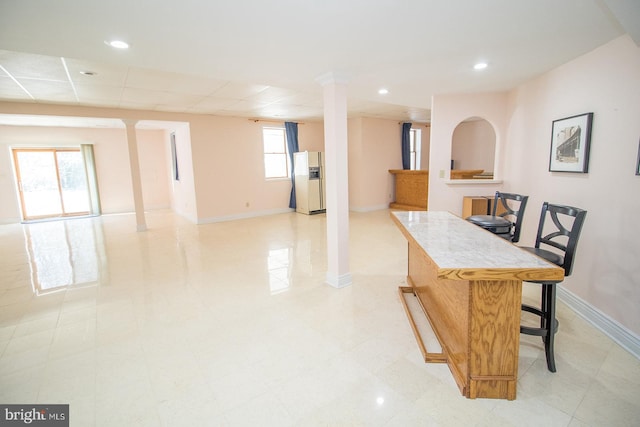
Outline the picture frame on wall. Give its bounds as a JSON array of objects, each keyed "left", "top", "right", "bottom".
[
  {"left": 549, "top": 112, "right": 593, "bottom": 173},
  {"left": 636, "top": 139, "right": 640, "bottom": 176}
]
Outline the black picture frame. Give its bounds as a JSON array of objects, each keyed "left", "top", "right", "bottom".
[
  {"left": 636, "top": 139, "right": 640, "bottom": 176},
  {"left": 549, "top": 112, "right": 593, "bottom": 173}
]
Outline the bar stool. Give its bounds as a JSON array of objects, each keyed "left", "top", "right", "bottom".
[
  {"left": 520, "top": 202, "right": 587, "bottom": 372},
  {"left": 466, "top": 192, "right": 529, "bottom": 242}
]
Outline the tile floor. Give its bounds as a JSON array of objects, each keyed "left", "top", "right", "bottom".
[{"left": 0, "top": 209, "right": 638, "bottom": 426}]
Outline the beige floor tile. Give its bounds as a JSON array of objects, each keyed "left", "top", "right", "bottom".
[{"left": 0, "top": 210, "right": 638, "bottom": 426}]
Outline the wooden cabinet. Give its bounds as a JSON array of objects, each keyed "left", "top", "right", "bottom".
[
  {"left": 389, "top": 169, "right": 429, "bottom": 210},
  {"left": 462, "top": 195, "right": 506, "bottom": 218},
  {"left": 462, "top": 196, "right": 491, "bottom": 218}
]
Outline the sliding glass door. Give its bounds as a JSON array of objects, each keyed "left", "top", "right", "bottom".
[{"left": 13, "top": 148, "right": 91, "bottom": 220}]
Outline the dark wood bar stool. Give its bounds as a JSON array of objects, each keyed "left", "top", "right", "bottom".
[
  {"left": 520, "top": 202, "right": 587, "bottom": 372},
  {"left": 466, "top": 191, "right": 529, "bottom": 242}
]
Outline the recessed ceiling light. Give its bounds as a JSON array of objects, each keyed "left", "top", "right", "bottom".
[
  {"left": 80, "top": 71, "right": 97, "bottom": 76},
  {"left": 105, "top": 40, "right": 129, "bottom": 49},
  {"left": 474, "top": 62, "right": 488, "bottom": 70},
  {"left": 378, "top": 88, "right": 389, "bottom": 95}
]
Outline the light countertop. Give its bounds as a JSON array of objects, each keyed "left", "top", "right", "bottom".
[{"left": 391, "top": 211, "right": 564, "bottom": 280}]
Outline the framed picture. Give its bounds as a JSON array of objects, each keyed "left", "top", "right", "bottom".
[
  {"left": 549, "top": 112, "right": 593, "bottom": 173},
  {"left": 636, "top": 139, "right": 640, "bottom": 176}
]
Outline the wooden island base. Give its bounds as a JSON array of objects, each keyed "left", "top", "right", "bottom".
[
  {"left": 399, "top": 242, "right": 521, "bottom": 400},
  {"left": 391, "top": 211, "right": 564, "bottom": 400}
]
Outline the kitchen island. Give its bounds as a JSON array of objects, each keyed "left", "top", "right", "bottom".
[{"left": 391, "top": 211, "right": 564, "bottom": 400}]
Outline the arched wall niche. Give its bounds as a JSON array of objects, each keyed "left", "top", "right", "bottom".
[{"left": 450, "top": 116, "right": 496, "bottom": 179}]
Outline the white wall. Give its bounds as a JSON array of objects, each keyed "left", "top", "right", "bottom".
[
  {"left": 167, "top": 124, "right": 198, "bottom": 223},
  {"left": 506, "top": 35, "right": 640, "bottom": 335},
  {"left": 427, "top": 35, "right": 640, "bottom": 336},
  {"left": 0, "top": 104, "right": 327, "bottom": 224},
  {"left": 428, "top": 91, "right": 509, "bottom": 216},
  {"left": 0, "top": 126, "right": 171, "bottom": 221},
  {"left": 348, "top": 117, "right": 403, "bottom": 211},
  {"left": 188, "top": 117, "right": 325, "bottom": 222}
]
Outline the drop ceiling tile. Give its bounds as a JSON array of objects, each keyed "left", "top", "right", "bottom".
[
  {"left": 214, "top": 109, "right": 251, "bottom": 117},
  {"left": 223, "top": 99, "right": 272, "bottom": 111},
  {"left": 183, "top": 106, "right": 220, "bottom": 114},
  {"left": 159, "top": 92, "right": 206, "bottom": 106},
  {"left": 280, "top": 105, "right": 324, "bottom": 120},
  {"left": 253, "top": 103, "right": 297, "bottom": 119},
  {"left": 0, "top": 75, "right": 32, "bottom": 99},
  {"left": 278, "top": 92, "right": 324, "bottom": 108},
  {"left": 0, "top": 50, "right": 67, "bottom": 81},
  {"left": 119, "top": 89, "right": 205, "bottom": 112},
  {"left": 124, "top": 68, "right": 227, "bottom": 95},
  {"left": 406, "top": 108, "right": 430, "bottom": 123},
  {"left": 120, "top": 87, "right": 166, "bottom": 104},
  {"left": 170, "top": 75, "right": 229, "bottom": 96},
  {"left": 347, "top": 97, "right": 379, "bottom": 110},
  {"left": 75, "top": 83, "right": 123, "bottom": 102},
  {"left": 189, "top": 96, "right": 243, "bottom": 110},
  {"left": 123, "top": 68, "right": 170, "bottom": 90},
  {"left": 18, "top": 79, "right": 76, "bottom": 101},
  {"left": 246, "top": 86, "right": 298, "bottom": 103},
  {"left": 209, "top": 82, "right": 270, "bottom": 99},
  {"left": 64, "top": 58, "right": 129, "bottom": 86}
]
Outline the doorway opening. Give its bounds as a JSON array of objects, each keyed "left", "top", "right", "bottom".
[{"left": 13, "top": 148, "right": 92, "bottom": 221}]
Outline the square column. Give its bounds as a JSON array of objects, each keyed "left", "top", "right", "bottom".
[
  {"left": 123, "top": 119, "right": 147, "bottom": 232},
  {"left": 317, "top": 73, "right": 352, "bottom": 288}
]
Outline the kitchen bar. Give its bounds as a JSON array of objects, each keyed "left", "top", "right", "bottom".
[{"left": 391, "top": 211, "right": 564, "bottom": 400}]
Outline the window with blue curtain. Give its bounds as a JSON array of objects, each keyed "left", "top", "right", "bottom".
[
  {"left": 284, "top": 122, "right": 300, "bottom": 208},
  {"left": 402, "top": 122, "right": 412, "bottom": 169}
]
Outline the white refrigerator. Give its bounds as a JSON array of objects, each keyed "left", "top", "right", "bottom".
[{"left": 294, "top": 151, "right": 326, "bottom": 215}]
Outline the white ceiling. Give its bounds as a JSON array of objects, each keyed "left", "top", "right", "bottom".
[{"left": 0, "top": 0, "right": 638, "bottom": 129}]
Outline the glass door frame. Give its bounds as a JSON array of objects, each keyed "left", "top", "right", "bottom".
[{"left": 12, "top": 147, "right": 91, "bottom": 221}]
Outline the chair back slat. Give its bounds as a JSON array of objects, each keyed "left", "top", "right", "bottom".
[
  {"left": 534, "top": 202, "right": 587, "bottom": 276},
  {"left": 492, "top": 191, "right": 529, "bottom": 243}
]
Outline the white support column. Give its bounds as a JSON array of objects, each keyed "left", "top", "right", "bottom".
[
  {"left": 317, "top": 72, "right": 352, "bottom": 288},
  {"left": 123, "top": 119, "right": 147, "bottom": 232}
]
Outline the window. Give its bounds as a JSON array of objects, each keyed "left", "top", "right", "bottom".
[
  {"left": 263, "top": 127, "right": 289, "bottom": 179},
  {"left": 410, "top": 128, "right": 422, "bottom": 170}
]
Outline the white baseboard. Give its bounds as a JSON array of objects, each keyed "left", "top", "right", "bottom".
[
  {"left": 326, "top": 272, "right": 353, "bottom": 288},
  {"left": 198, "top": 208, "right": 294, "bottom": 224},
  {"left": 558, "top": 286, "right": 640, "bottom": 360}
]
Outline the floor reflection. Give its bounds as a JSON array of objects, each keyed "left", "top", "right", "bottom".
[
  {"left": 268, "top": 247, "right": 291, "bottom": 294},
  {"left": 23, "top": 218, "right": 106, "bottom": 295}
]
